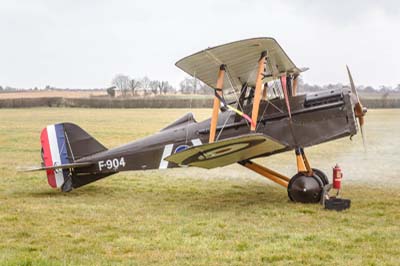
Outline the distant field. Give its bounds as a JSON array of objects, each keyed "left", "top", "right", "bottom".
[
  {"left": 0, "top": 90, "right": 213, "bottom": 100},
  {"left": 0, "top": 90, "right": 109, "bottom": 99},
  {"left": 0, "top": 108, "right": 399, "bottom": 265}
]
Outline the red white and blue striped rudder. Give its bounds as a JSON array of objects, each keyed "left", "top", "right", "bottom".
[{"left": 40, "top": 124, "right": 70, "bottom": 188}]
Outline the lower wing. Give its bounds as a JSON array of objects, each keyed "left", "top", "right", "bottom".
[{"left": 165, "top": 134, "right": 286, "bottom": 169}]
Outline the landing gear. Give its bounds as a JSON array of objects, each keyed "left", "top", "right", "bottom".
[
  {"left": 288, "top": 148, "right": 328, "bottom": 203},
  {"left": 312, "top": 168, "right": 329, "bottom": 185},
  {"left": 239, "top": 149, "right": 330, "bottom": 204},
  {"left": 287, "top": 171, "right": 324, "bottom": 203}
]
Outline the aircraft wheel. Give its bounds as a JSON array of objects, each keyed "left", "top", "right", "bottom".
[
  {"left": 287, "top": 172, "right": 324, "bottom": 203},
  {"left": 312, "top": 168, "right": 329, "bottom": 185}
]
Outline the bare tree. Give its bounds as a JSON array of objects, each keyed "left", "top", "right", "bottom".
[
  {"left": 141, "top": 76, "right": 151, "bottom": 96},
  {"left": 180, "top": 77, "right": 197, "bottom": 94},
  {"left": 164, "top": 84, "right": 175, "bottom": 94},
  {"left": 112, "top": 74, "right": 130, "bottom": 97},
  {"left": 363, "top": 86, "right": 375, "bottom": 92},
  {"left": 157, "top": 81, "right": 172, "bottom": 95},
  {"left": 379, "top": 85, "right": 393, "bottom": 93},
  {"left": 180, "top": 77, "right": 212, "bottom": 94},
  {"left": 150, "top": 80, "right": 159, "bottom": 95},
  {"left": 197, "top": 82, "right": 213, "bottom": 95},
  {"left": 129, "top": 79, "right": 141, "bottom": 96}
]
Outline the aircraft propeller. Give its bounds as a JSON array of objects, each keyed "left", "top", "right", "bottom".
[{"left": 346, "top": 65, "right": 367, "bottom": 149}]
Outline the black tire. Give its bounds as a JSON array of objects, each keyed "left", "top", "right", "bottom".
[
  {"left": 312, "top": 168, "right": 329, "bottom": 185},
  {"left": 288, "top": 172, "right": 324, "bottom": 203}
]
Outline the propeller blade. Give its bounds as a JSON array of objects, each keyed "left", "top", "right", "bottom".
[
  {"left": 357, "top": 112, "right": 366, "bottom": 150},
  {"left": 359, "top": 122, "right": 367, "bottom": 150},
  {"left": 346, "top": 65, "right": 360, "bottom": 104},
  {"left": 346, "top": 65, "right": 367, "bottom": 151}
]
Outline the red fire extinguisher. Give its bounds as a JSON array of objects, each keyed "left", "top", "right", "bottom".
[{"left": 332, "top": 164, "right": 343, "bottom": 190}]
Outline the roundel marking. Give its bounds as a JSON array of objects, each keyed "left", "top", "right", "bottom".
[
  {"left": 198, "top": 143, "right": 249, "bottom": 160},
  {"left": 175, "top": 145, "right": 190, "bottom": 153}
]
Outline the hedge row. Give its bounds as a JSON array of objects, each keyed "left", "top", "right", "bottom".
[{"left": 0, "top": 97, "right": 399, "bottom": 108}]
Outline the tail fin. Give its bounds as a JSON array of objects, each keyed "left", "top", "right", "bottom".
[{"left": 40, "top": 123, "right": 107, "bottom": 188}]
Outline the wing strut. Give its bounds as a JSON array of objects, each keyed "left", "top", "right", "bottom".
[
  {"left": 209, "top": 64, "right": 226, "bottom": 143},
  {"left": 292, "top": 74, "right": 299, "bottom": 96},
  {"left": 280, "top": 75, "right": 291, "bottom": 118},
  {"left": 250, "top": 51, "right": 267, "bottom": 131},
  {"left": 281, "top": 74, "right": 300, "bottom": 149}
]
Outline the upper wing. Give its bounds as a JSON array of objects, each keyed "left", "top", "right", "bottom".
[
  {"left": 165, "top": 134, "right": 286, "bottom": 169},
  {"left": 175, "top": 37, "right": 304, "bottom": 92}
]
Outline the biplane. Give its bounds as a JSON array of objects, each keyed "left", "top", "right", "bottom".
[{"left": 30, "top": 37, "right": 367, "bottom": 203}]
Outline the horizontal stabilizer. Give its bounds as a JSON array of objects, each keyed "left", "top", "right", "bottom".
[
  {"left": 165, "top": 134, "right": 286, "bottom": 169},
  {"left": 22, "top": 162, "right": 93, "bottom": 172}
]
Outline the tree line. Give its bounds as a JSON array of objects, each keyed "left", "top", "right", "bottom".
[
  {"left": 108, "top": 75, "right": 214, "bottom": 97},
  {"left": 1, "top": 75, "right": 399, "bottom": 98}
]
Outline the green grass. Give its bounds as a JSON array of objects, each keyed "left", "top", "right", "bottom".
[{"left": 0, "top": 108, "right": 399, "bottom": 265}]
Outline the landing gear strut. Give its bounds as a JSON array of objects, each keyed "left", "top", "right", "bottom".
[{"left": 239, "top": 148, "right": 329, "bottom": 204}]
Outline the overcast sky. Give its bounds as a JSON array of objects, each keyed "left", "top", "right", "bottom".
[{"left": 1, "top": 0, "right": 399, "bottom": 89}]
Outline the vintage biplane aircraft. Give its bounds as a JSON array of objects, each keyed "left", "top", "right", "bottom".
[{"left": 29, "top": 37, "right": 367, "bottom": 203}]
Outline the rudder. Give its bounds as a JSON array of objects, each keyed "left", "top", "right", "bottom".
[
  {"left": 40, "top": 124, "right": 70, "bottom": 188},
  {"left": 40, "top": 123, "right": 107, "bottom": 189}
]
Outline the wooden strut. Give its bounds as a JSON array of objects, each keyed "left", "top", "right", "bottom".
[
  {"left": 209, "top": 65, "right": 226, "bottom": 143},
  {"left": 251, "top": 51, "right": 267, "bottom": 131},
  {"left": 280, "top": 75, "right": 291, "bottom": 118},
  {"left": 292, "top": 74, "right": 299, "bottom": 96},
  {"left": 240, "top": 160, "right": 289, "bottom": 188},
  {"left": 295, "top": 148, "right": 313, "bottom": 175}
]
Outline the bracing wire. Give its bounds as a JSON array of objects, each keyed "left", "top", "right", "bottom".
[
  {"left": 225, "top": 67, "right": 249, "bottom": 127},
  {"left": 185, "top": 73, "right": 195, "bottom": 144},
  {"left": 265, "top": 56, "right": 283, "bottom": 99},
  {"left": 256, "top": 100, "right": 270, "bottom": 131},
  {"left": 213, "top": 62, "right": 261, "bottom": 139},
  {"left": 215, "top": 110, "right": 234, "bottom": 141}
]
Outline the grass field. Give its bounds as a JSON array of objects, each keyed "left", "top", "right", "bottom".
[{"left": 0, "top": 108, "right": 399, "bottom": 265}]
